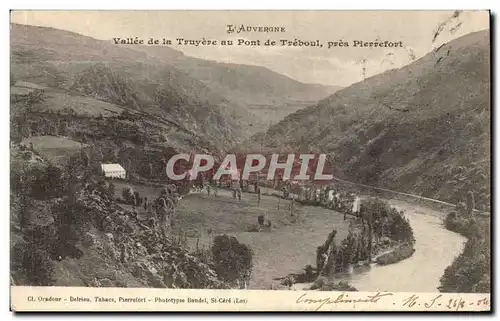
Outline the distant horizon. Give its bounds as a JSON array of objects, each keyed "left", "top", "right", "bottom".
[
  {"left": 10, "top": 21, "right": 344, "bottom": 89},
  {"left": 10, "top": 11, "right": 489, "bottom": 87}
]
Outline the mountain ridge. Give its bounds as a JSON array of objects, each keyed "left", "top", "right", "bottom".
[
  {"left": 254, "top": 29, "right": 490, "bottom": 209},
  {"left": 11, "top": 22, "right": 340, "bottom": 133}
]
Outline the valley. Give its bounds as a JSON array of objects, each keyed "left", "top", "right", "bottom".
[
  {"left": 9, "top": 21, "right": 490, "bottom": 296},
  {"left": 254, "top": 30, "right": 491, "bottom": 210}
]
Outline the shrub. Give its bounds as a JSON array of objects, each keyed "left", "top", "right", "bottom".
[
  {"left": 12, "top": 243, "right": 55, "bottom": 286},
  {"left": 211, "top": 234, "right": 253, "bottom": 288},
  {"left": 106, "top": 181, "right": 115, "bottom": 198},
  {"left": 26, "top": 89, "right": 45, "bottom": 106},
  {"left": 310, "top": 277, "right": 358, "bottom": 291},
  {"left": 444, "top": 212, "right": 478, "bottom": 238},
  {"left": 440, "top": 215, "right": 490, "bottom": 293},
  {"left": 320, "top": 281, "right": 358, "bottom": 292},
  {"left": 51, "top": 193, "right": 89, "bottom": 259},
  {"left": 122, "top": 186, "right": 136, "bottom": 205},
  {"left": 439, "top": 234, "right": 490, "bottom": 293},
  {"left": 12, "top": 163, "right": 65, "bottom": 200}
]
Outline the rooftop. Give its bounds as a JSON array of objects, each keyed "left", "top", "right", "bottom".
[{"left": 101, "top": 163, "right": 126, "bottom": 172}]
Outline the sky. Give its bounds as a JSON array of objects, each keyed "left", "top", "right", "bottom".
[{"left": 10, "top": 10, "right": 490, "bottom": 87}]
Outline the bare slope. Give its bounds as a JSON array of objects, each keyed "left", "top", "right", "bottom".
[{"left": 258, "top": 30, "right": 491, "bottom": 208}]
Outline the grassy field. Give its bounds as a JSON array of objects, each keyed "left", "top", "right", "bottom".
[
  {"left": 12, "top": 82, "right": 124, "bottom": 118},
  {"left": 11, "top": 86, "right": 37, "bottom": 95},
  {"left": 11, "top": 81, "right": 47, "bottom": 95},
  {"left": 21, "top": 136, "right": 88, "bottom": 164},
  {"left": 14, "top": 81, "right": 48, "bottom": 89},
  {"left": 112, "top": 180, "right": 351, "bottom": 289},
  {"left": 177, "top": 189, "right": 350, "bottom": 289},
  {"left": 40, "top": 91, "right": 124, "bottom": 117}
]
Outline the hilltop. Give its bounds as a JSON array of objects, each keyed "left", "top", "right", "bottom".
[
  {"left": 256, "top": 30, "right": 491, "bottom": 208},
  {"left": 11, "top": 23, "right": 339, "bottom": 137},
  {"left": 11, "top": 24, "right": 242, "bottom": 148}
]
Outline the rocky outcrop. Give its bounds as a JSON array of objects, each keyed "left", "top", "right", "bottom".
[{"left": 12, "top": 179, "right": 228, "bottom": 289}]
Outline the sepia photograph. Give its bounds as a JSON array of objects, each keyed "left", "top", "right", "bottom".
[{"left": 8, "top": 10, "right": 491, "bottom": 312}]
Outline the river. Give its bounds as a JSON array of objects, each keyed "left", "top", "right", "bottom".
[
  {"left": 180, "top": 189, "right": 466, "bottom": 292},
  {"left": 341, "top": 200, "right": 466, "bottom": 292}
]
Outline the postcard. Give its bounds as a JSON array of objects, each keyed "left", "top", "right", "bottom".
[{"left": 9, "top": 10, "right": 491, "bottom": 312}]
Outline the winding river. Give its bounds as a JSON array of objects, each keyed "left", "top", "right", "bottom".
[
  {"left": 254, "top": 196, "right": 467, "bottom": 292},
  {"left": 340, "top": 200, "right": 467, "bottom": 292},
  {"left": 180, "top": 189, "right": 466, "bottom": 292}
]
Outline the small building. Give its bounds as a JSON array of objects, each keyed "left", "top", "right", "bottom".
[{"left": 101, "top": 163, "right": 126, "bottom": 179}]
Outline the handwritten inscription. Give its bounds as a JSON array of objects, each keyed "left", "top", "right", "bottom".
[
  {"left": 296, "top": 292, "right": 490, "bottom": 311},
  {"left": 12, "top": 286, "right": 491, "bottom": 312},
  {"left": 402, "top": 294, "right": 490, "bottom": 311},
  {"left": 296, "top": 292, "right": 393, "bottom": 311}
]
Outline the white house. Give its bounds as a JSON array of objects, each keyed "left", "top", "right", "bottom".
[{"left": 101, "top": 163, "right": 126, "bottom": 179}]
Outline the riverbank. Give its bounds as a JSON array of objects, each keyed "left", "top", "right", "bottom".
[
  {"left": 375, "top": 243, "right": 415, "bottom": 265},
  {"left": 345, "top": 202, "right": 465, "bottom": 292},
  {"left": 275, "top": 197, "right": 416, "bottom": 290},
  {"left": 439, "top": 212, "right": 490, "bottom": 293},
  {"left": 173, "top": 185, "right": 464, "bottom": 291},
  {"left": 290, "top": 200, "right": 468, "bottom": 292}
]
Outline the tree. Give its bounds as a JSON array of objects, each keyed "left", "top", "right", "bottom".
[
  {"left": 81, "top": 150, "right": 90, "bottom": 169},
  {"left": 17, "top": 163, "right": 64, "bottom": 200},
  {"left": 211, "top": 235, "right": 253, "bottom": 288},
  {"left": 161, "top": 158, "right": 167, "bottom": 178},
  {"left": 17, "top": 193, "right": 32, "bottom": 229},
  {"left": 361, "top": 198, "right": 415, "bottom": 245},
  {"left": 45, "top": 164, "right": 64, "bottom": 198},
  {"left": 316, "top": 229, "right": 337, "bottom": 275},
  {"left": 25, "top": 89, "right": 45, "bottom": 111},
  {"left": 12, "top": 243, "right": 55, "bottom": 286},
  {"left": 122, "top": 186, "right": 135, "bottom": 204},
  {"left": 51, "top": 187, "right": 89, "bottom": 260},
  {"left": 63, "top": 155, "right": 83, "bottom": 190},
  {"left": 466, "top": 191, "right": 475, "bottom": 216},
  {"left": 107, "top": 181, "right": 115, "bottom": 199},
  {"left": 367, "top": 212, "right": 373, "bottom": 261}
]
